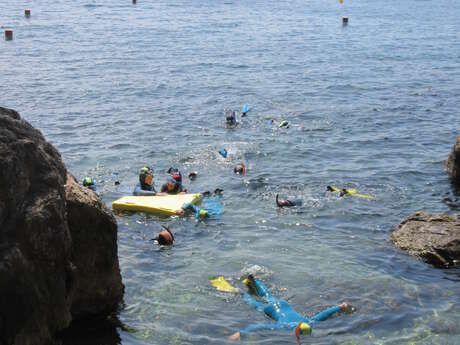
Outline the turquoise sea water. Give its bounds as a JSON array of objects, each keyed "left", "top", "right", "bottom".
[{"left": 1, "top": 0, "right": 460, "bottom": 344}]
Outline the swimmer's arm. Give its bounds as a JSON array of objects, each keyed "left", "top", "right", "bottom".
[
  {"left": 154, "top": 192, "right": 169, "bottom": 196},
  {"left": 311, "top": 305, "right": 343, "bottom": 322}
]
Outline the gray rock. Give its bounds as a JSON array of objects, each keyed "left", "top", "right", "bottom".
[
  {"left": 391, "top": 212, "right": 460, "bottom": 268},
  {"left": 446, "top": 135, "right": 460, "bottom": 183},
  {"left": 0, "top": 107, "right": 124, "bottom": 345}
]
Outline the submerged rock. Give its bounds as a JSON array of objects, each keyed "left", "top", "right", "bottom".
[
  {"left": 391, "top": 212, "right": 460, "bottom": 268},
  {"left": 446, "top": 135, "right": 460, "bottom": 184},
  {"left": 0, "top": 107, "right": 124, "bottom": 345}
]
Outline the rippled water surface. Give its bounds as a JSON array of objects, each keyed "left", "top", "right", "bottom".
[{"left": 2, "top": 0, "right": 460, "bottom": 344}]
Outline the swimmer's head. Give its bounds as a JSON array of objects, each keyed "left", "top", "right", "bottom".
[
  {"left": 226, "top": 111, "right": 237, "bottom": 125},
  {"left": 172, "top": 171, "right": 182, "bottom": 184},
  {"left": 139, "top": 166, "right": 153, "bottom": 188},
  {"left": 199, "top": 209, "right": 208, "bottom": 218},
  {"left": 326, "top": 185, "right": 333, "bottom": 192},
  {"left": 82, "top": 176, "right": 96, "bottom": 191},
  {"left": 166, "top": 176, "right": 178, "bottom": 191},
  {"left": 156, "top": 226, "right": 174, "bottom": 245},
  {"left": 295, "top": 321, "right": 311, "bottom": 341},
  {"left": 234, "top": 162, "right": 246, "bottom": 174},
  {"left": 188, "top": 171, "right": 198, "bottom": 180}
]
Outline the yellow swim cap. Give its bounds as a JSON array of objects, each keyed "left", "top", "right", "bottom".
[
  {"left": 295, "top": 321, "right": 311, "bottom": 340},
  {"left": 199, "top": 209, "right": 209, "bottom": 217}
]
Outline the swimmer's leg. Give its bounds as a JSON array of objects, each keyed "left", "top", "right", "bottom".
[
  {"left": 243, "top": 293, "right": 266, "bottom": 312},
  {"left": 252, "top": 278, "right": 276, "bottom": 304}
]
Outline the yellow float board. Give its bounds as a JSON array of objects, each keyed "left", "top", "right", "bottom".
[{"left": 112, "top": 193, "right": 202, "bottom": 216}]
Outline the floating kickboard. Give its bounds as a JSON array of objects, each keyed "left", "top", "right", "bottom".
[{"left": 112, "top": 193, "right": 202, "bottom": 216}]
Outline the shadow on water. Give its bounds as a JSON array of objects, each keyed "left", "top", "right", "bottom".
[
  {"left": 442, "top": 180, "right": 460, "bottom": 211},
  {"left": 57, "top": 313, "right": 134, "bottom": 345}
]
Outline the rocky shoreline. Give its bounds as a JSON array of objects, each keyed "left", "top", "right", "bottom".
[
  {"left": 391, "top": 135, "right": 460, "bottom": 268},
  {"left": 0, "top": 107, "right": 124, "bottom": 345}
]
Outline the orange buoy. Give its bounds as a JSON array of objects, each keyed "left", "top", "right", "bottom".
[
  {"left": 5, "top": 29, "right": 13, "bottom": 41},
  {"left": 25, "top": 9, "right": 31, "bottom": 18},
  {"left": 342, "top": 16, "right": 349, "bottom": 25}
]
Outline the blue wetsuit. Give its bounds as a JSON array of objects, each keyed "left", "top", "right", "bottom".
[
  {"left": 133, "top": 183, "right": 157, "bottom": 196},
  {"left": 183, "top": 195, "right": 223, "bottom": 219},
  {"left": 240, "top": 279, "right": 341, "bottom": 336}
]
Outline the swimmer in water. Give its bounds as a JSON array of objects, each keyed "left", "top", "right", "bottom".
[
  {"left": 226, "top": 110, "right": 238, "bottom": 127},
  {"left": 154, "top": 225, "right": 174, "bottom": 245},
  {"left": 82, "top": 176, "right": 96, "bottom": 191},
  {"left": 228, "top": 275, "right": 352, "bottom": 342},
  {"left": 234, "top": 162, "right": 246, "bottom": 174},
  {"left": 276, "top": 194, "right": 303, "bottom": 207},
  {"left": 161, "top": 171, "right": 187, "bottom": 195},
  {"left": 133, "top": 166, "right": 167, "bottom": 196}
]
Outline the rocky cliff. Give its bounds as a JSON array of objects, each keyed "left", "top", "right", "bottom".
[{"left": 0, "top": 107, "right": 124, "bottom": 345}]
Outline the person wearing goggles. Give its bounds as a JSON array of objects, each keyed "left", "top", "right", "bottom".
[
  {"left": 228, "top": 275, "right": 351, "bottom": 343},
  {"left": 133, "top": 166, "right": 166, "bottom": 196},
  {"left": 161, "top": 171, "right": 187, "bottom": 195},
  {"left": 82, "top": 176, "right": 96, "bottom": 191}
]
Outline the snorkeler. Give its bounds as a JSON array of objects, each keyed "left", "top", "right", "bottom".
[
  {"left": 133, "top": 166, "right": 167, "bottom": 196},
  {"left": 234, "top": 162, "right": 246, "bottom": 174},
  {"left": 153, "top": 225, "right": 174, "bottom": 245},
  {"left": 82, "top": 176, "right": 96, "bottom": 191},
  {"left": 276, "top": 194, "right": 303, "bottom": 207},
  {"left": 178, "top": 190, "right": 223, "bottom": 219},
  {"left": 228, "top": 275, "right": 351, "bottom": 342},
  {"left": 161, "top": 171, "right": 187, "bottom": 194},
  {"left": 326, "top": 186, "right": 374, "bottom": 200},
  {"left": 226, "top": 110, "right": 238, "bottom": 127}
]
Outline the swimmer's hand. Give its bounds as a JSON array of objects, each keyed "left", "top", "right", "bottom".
[
  {"left": 175, "top": 209, "right": 185, "bottom": 216},
  {"left": 228, "top": 331, "right": 241, "bottom": 341}
]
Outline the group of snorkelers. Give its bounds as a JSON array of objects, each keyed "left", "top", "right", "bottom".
[
  {"left": 78, "top": 105, "right": 361, "bottom": 342},
  {"left": 134, "top": 166, "right": 186, "bottom": 196}
]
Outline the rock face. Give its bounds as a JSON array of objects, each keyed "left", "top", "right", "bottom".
[
  {"left": 0, "top": 107, "right": 123, "bottom": 345},
  {"left": 65, "top": 173, "right": 124, "bottom": 319},
  {"left": 446, "top": 135, "right": 460, "bottom": 183},
  {"left": 391, "top": 212, "right": 460, "bottom": 268}
]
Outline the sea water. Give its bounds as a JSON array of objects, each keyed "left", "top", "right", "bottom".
[{"left": 1, "top": 0, "right": 459, "bottom": 344}]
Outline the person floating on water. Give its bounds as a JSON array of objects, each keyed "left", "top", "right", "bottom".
[
  {"left": 228, "top": 275, "right": 351, "bottom": 342},
  {"left": 276, "top": 194, "right": 302, "bottom": 207},
  {"left": 326, "top": 186, "right": 374, "bottom": 199},
  {"left": 82, "top": 176, "right": 96, "bottom": 191},
  {"left": 161, "top": 170, "right": 187, "bottom": 194},
  {"left": 133, "top": 166, "right": 166, "bottom": 196},
  {"left": 177, "top": 189, "right": 223, "bottom": 219}
]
